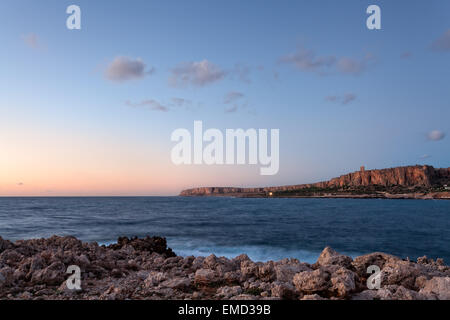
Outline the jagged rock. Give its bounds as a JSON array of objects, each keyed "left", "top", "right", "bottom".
[
  {"left": 271, "top": 282, "right": 297, "bottom": 299},
  {"left": 240, "top": 260, "right": 258, "bottom": 280},
  {"left": 329, "top": 267, "right": 356, "bottom": 298},
  {"left": 229, "top": 294, "right": 257, "bottom": 300},
  {"left": 300, "top": 294, "right": 327, "bottom": 300},
  {"left": 293, "top": 268, "right": 330, "bottom": 294},
  {"left": 0, "top": 237, "right": 13, "bottom": 253},
  {"left": 160, "top": 278, "right": 191, "bottom": 291},
  {"left": 419, "top": 277, "right": 450, "bottom": 300},
  {"left": 352, "top": 252, "right": 400, "bottom": 278},
  {"left": 379, "top": 260, "right": 433, "bottom": 290},
  {"left": 274, "top": 263, "right": 311, "bottom": 283},
  {"left": 315, "top": 247, "right": 353, "bottom": 269},
  {"left": 30, "top": 262, "right": 66, "bottom": 285},
  {"left": 0, "top": 236, "right": 448, "bottom": 300},
  {"left": 258, "top": 261, "right": 276, "bottom": 281},
  {"left": 194, "top": 269, "right": 219, "bottom": 286},
  {"left": 216, "top": 286, "right": 242, "bottom": 298},
  {"left": 107, "top": 236, "right": 175, "bottom": 257},
  {"left": 203, "top": 254, "right": 218, "bottom": 269},
  {"left": 144, "top": 271, "right": 167, "bottom": 288}
]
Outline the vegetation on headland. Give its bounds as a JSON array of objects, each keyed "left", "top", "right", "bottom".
[{"left": 270, "top": 185, "right": 450, "bottom": 197}]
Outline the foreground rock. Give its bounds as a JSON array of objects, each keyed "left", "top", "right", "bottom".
[{"left": 0, "top": 237, "right": 449, "bottom": 300}]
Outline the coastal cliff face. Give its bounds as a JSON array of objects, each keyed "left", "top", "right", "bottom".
[{"left": 179, "top": 165, "right": 450, "bottom": 196}]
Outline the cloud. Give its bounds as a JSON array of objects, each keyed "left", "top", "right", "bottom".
[
  {"left": 280, "top": 47, "right": 336, "bottom": 75},
  {"left": 126, "top": 99, "right": 168, "bottom": 112},
  {"left": 232, "top": 63, "right": 251, "bottom": 83},
  {"left": 17, "top": 182, "right": 24, "bottom": 186},
  {"left": 224, "top": 91, "right": 244, "bottom": 104},
  {"left": 427, "top": 130, "right": 446, "bottom": 141},
  {"left": 325, "top": 96, "right": 338, "bottom": 102},
  {"left": 336, "top": 54, "right": 374, "bottom": 75},
  {"left": 419, "top": 154, "right": 431, "bottom": 160},
  {"left": 105, "top": 57, "right": 154, "bottom": 82},
  {"left": 342, "top": 93, "right": 356, "bottom": 105},
  {"left": 400, "top": 52, "right": 412, "bottom": 59},
  {"left": 326, "top": 93, "right": 356, "bottom": 105},
  {"left": 169, "top": 60, "right": 226, "bottom": 87},
  {"left": 431, "top": 30, "right": 450, "bottom": 51},
  {"left": 22, "top": 33, "right": 41, "bottom": 49},
  {"left": 273, "top": 70, "right": 280, "bottom": 80},
  {"left": 224, "top": 105, "right": 239, "bottom": 113},
  {"left": 171, "top": 97, "right": 192, "bottom": 107},
  {"left": 280, "top": 47, "right": 374, "bottom": 76}
]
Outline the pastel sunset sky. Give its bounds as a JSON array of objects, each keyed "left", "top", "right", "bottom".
[{"left": 1, "top": 0, "right": 449, "bottom": 196}]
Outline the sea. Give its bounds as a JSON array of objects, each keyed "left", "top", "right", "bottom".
[{"left": 0, "top": 197, "right": 449, "bottom": 263}]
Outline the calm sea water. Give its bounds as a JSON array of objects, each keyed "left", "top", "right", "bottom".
[{"left": 0, "top": 197, "right": 449, "bottom": 263}]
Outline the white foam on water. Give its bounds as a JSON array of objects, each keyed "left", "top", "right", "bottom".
[{"left": 171, "top": 245, "right": 322, "bottom": 263}]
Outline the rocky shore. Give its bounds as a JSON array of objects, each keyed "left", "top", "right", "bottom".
[
  {"left": 180, "top": 165, "right": 450, "bottom": 199},
  {"left": 0, "top": 236, "right": 449, "bottom": 300}
]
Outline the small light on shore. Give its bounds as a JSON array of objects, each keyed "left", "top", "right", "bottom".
[{"left": 269, "top": 192, "right": 273, "bottom": 196}]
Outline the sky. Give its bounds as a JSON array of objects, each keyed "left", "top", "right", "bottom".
[{"left": 0, "top": 0, "right": 449, "bottom": 196}]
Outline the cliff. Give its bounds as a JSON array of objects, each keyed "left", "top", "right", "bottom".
[{"left": 179, "top": 165, "right": 450, "bottom": 197}]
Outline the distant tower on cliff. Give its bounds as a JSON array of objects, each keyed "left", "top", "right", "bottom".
[{"left": 360, "top": 166, "right": 365, "bottom": 172}]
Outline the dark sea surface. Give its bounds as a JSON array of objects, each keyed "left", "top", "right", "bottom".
[{"left": 0, "top": 197, "right": 449, "bottom": 263}]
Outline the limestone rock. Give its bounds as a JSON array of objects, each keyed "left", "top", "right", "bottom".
[
  {"left": 419, "top": 277, "right": 450, "bottom": 300},
  {"left": 293, "top": 269, "right": 330, "bottom": 294}
]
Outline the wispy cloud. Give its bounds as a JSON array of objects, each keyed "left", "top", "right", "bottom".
[
  {"left": 126, "top": 99, "right": 168, "bottom": 112},
  {"left": 431, "top": 30, "right": 450, "bottom": 52},
  {"left": 280, "top": 46, "right": 374, "bottom": 76},
  {"left": 326, "top": 93, "right": 357, "bottom": 105},
  {"left": 169, "top": 60, "right": 226, "bottom": 87},
  {"left": 400, "top": 52, "right": 412, "bottom": 59},
  {"left": 17, "top": 182, "right": 24, "bottom": 186},
  {"left": 22, "top": 33, "right": 41, "bottom": 50},
  {"left": 232, "top": 63, "right": 252, "bottom": 83},
  {"left": 342, "top": 93, "right": 356, "bottom": 104},
  {"left": 280, "top": 47, "right": 336, "bottom": 75},
  {"left": 336, "top": 54, "right": 374, "bottom": 75},
  {"left": 427, "top": 130, "right": 446, "bottom": 141},
  {"left": 171, "top": 97, "right": 192, "bottom": 107},
  {"left": 419, "top": 154, "right": 431, "bottom": 160},
  {"left": 224, "top": 106, "right": 238, "bottom": 113},
  {"left": 105, "top": 57, "right": 154, "bottom": 82},
  {"left": 224, "top": 91, "right": 244, "bottom": 104}
]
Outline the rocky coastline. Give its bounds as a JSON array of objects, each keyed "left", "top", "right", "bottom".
[
  {"left": 180, "top": 165, "right": 450, "bottom": 199},
  {"left": 1, "top": 235, "right": 449, "bottom": 300}
]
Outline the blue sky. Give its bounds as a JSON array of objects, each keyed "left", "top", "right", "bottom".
[{"left": 0, "top": 0, "right": 449, "bottom": 195}]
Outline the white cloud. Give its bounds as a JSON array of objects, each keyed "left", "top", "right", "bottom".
[
  {"left": 105, "top": 57, "right": 154, "bottom": 82},
  {"left": 169, "top": 60, "right": 226, "bottom": 87},
  {"left": 126, "top": 99, "right": 168, "bottom": 112},
  {"left": 280, "top": 47, "right": 336, "bottom": 75},
  {"left": 280, "top": 47, "right": 374, "bottom": 76},
  {"left": 427, "top": 130, "right": 446, "bottom": 141}
]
